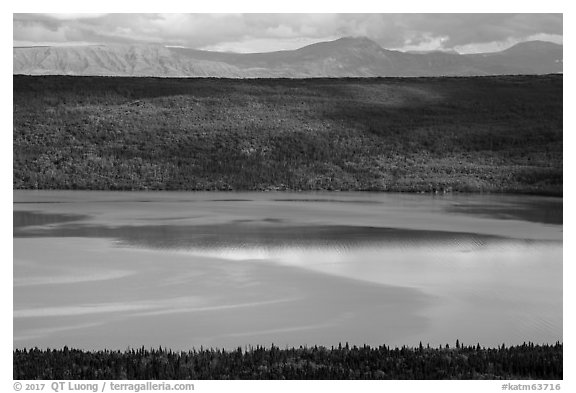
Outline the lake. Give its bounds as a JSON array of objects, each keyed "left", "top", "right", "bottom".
[{"left": 13, "top": 191, "right": 562, "bottom": 350}]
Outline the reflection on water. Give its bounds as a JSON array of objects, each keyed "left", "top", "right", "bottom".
[
  {"left": 445, "top": 198, "right": 562, "bottom": 225},
  {"left": 13, "top": 191, "right": 562, "bottom": 351},
  {"left": 14, "top": 212, "right": 546, "bottom": 252},
  {"left": 13, "top": 211, "right": 88, "bottom": 229}
]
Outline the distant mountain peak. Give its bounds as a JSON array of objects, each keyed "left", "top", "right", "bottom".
[
  {"left": 502, "top": 40, "right": 562, "bottom": 54},
  {"left": 298, "top": 36, "right": 381, "bottom": 50},
  {"left": 13, "top": 37, "right": 562, "bottom": 78},
  {"left": 331, "top": 36, "right": 382, "bottom": 48},
  {"left": 336, "top": 36, "right": 376, "bottom": 43},
  {"left": 507, "top": 40, "right": 562, "bottom": 49}
]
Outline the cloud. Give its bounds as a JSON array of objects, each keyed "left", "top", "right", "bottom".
[
  {"left": 13, "top": 13, "right": 562, "bottom": 53},
  {"left": 47, "top": 13, "right": 109, "bottom": 20}
]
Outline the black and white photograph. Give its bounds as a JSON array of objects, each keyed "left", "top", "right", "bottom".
[{"left": 10, "top": 7, "right": 565, "bottom": 388}]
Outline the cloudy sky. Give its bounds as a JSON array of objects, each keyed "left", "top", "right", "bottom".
[{"left": 13, "top": 13, "right": 562, "bottom": 54}]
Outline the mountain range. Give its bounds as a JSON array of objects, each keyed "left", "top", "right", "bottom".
[{"left": 13, "top": 37, "right": 562, "bottom": 78}]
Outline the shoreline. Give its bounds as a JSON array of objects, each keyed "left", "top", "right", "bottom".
[{"left": 12, "top": 187, "right": 564, "bottom": 197}]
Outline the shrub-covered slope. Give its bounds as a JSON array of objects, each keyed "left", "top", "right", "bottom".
[{"left": 13, "top": 75, "right": 562, "bottom": 195}]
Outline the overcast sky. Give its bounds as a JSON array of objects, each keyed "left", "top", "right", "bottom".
[{"left": 13, "top": 13, "right": 562, "bottom": 54}]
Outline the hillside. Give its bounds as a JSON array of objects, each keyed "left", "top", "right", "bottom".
[
  {"left": 466, "top": 41, "right": 563, "bottom": 75},
  {"left": 13, "top": 37, "right": 563, "bottom": 78},
  {"left": 13, "top": 75, "right": 563, "bottom": 195}
]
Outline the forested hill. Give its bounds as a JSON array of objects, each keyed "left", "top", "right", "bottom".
[{"left": 13, "top": 74, "right": 562, "bottom": 195}]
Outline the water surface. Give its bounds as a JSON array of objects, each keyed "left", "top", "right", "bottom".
[{"left": 13, "top": 191, "right": 562, "bottom": 350}]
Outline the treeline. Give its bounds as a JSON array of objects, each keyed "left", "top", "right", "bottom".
[
  {"left": 13, "top": 75, "right": 562, "bottom": 195},
  {"left": 14, "top": 341, "right": 562, "bottom": 380}
]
